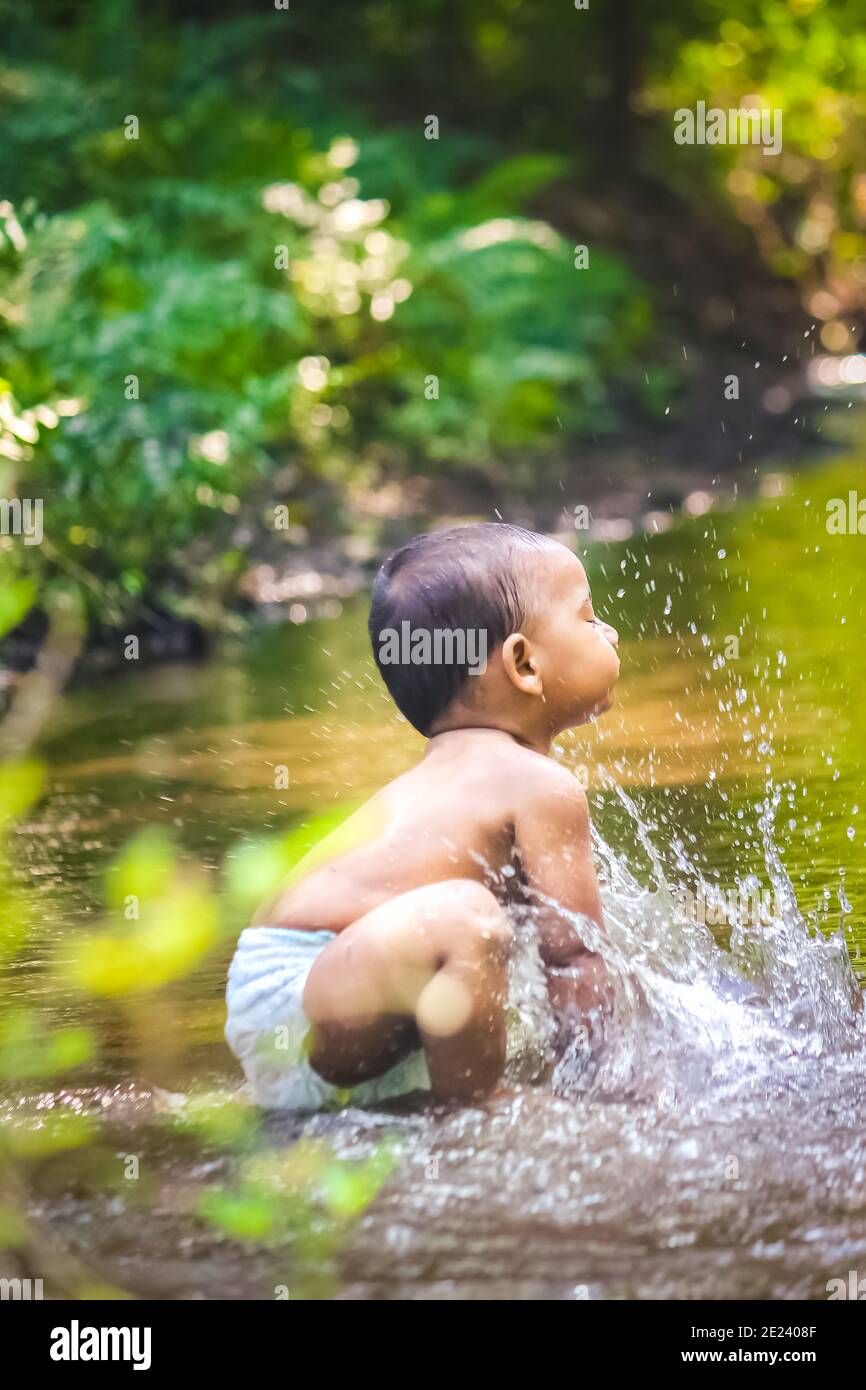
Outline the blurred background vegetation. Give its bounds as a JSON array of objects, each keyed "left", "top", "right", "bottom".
[{"left": 0, "top": 0, "right": 863, "bottom": 646}]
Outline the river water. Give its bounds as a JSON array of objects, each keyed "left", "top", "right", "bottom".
[{"left": 3, "top": 456, "right": 865, "bottom": 1299}]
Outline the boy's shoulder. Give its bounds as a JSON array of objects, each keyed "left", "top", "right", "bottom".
[
  {"left": 508, "top": 751, "right": 593, "bottom": 848},
  {"left": 421, "top": 732, "right": 588, "bottom": 819},
  {"left": 520, "top": 751, "right": 588, "bottom": 803},
  {"left": 495, "top": 740, "right": 589, "bottom": 809}
]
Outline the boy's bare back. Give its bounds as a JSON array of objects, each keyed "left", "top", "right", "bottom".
[{"left": 266, "top": 726, "right": 601, "bottom": 966}]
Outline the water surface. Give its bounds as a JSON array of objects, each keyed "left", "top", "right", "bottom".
[{"left": 4, "top": 456, "right": 866, "bottom": 1299}]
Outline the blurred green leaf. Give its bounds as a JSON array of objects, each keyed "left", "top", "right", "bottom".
[
  {"left": 318, "top": 1146, "right": 399, "bottom": 1219},
  {"left": 72, "top": 878, "right": 219, "bottom": 995},
  {"left": 0, "top": 1109, "right": 98, "bottom": 1158},
  {"left": 105, "top": 828, "right": 176, "bottom": 912},
  {"left": 198, "top": 1188, "right": 277, "bottom": 1242},
  {"left": 0, "top": 761, "right": 44, "bottom": 827},
  {"left": 0, "top": 579, "right": 36, "bottom": 640},
  {"left": 0, "top": 1012, "right": 94, "bottom": 1081},
  {"left": 0, "top": 1202, "right": 29, "bottom": 1248},
  {"left": 171, "top": 1091, "right": 258, "bottom": 1149}
]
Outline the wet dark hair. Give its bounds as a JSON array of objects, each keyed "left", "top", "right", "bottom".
[{"left": 368, "top": 522, "right": 554, "bottom": 735}]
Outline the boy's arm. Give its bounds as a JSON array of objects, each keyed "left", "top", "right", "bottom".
[{"left": 513, "top": 771, "right": 603, "bottom": 967}]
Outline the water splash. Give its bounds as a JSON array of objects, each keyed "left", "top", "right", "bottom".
[{"left": 544, "top": 774, "right": 865, "bottom": 1108}]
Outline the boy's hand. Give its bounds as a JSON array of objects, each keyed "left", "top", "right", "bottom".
[
  {"left": 547, "top": 955, "right": 613, "bottom": 1020},
  {"left": 547, "top": 955, "right": 613, "bottom": 1061}
]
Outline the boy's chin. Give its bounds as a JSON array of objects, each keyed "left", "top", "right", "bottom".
[
  {"left": 562, "top": 691, "right": 615, "bottom": 729},
  {"left": 588, "top": 689, "right": 616, "bottom": 720}
]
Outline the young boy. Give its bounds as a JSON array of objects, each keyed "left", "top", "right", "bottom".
[{"left": 225, "top": 523, "right": 620, "bottom": 1109}]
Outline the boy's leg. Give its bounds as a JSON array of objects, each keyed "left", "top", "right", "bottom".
[{"left": 301, "top": 879, "right": 512, "bottom": 1103}]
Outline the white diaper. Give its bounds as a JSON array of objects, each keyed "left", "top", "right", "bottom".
[{"left": 225, "top": 919, "right": 556, "bottom": 1112}]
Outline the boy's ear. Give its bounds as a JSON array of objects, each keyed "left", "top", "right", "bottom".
[{"left": 501, "top": 633, "right": 544, "bottom": 697}]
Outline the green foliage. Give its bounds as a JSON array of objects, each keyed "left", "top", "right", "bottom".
[
  {"left": 197, "top": 1136, "right": 401, "bottom": 1276},
  {"left": 0, "top": 1013, "right": 94, "bottom": 1081},
  {"left": 72, "top": 848, "right": 219, "bottom": 995},
  {"left": 646, "top": 0, "right": 866, "bottom": 305},
  {"left": 0, "top": 754, "right": 42, "bottom": 963},
  {"left": 1, "top": 1108, "right": 98, "bottom": 1159},
  {"left": 0, "top": 768, "right": 398, "bottom": 1295},
  {"left": 171, "top": 1090, "right": 261, "bottom": 1151},
  {"left": 2, "top": 0, "right": 864, "bottom": 635},
  {"left": 0, "top": 4, "right": 652, "bottom": 630},
  {"left": 0, "top": 576, "right": 35, "bottom": 639},
  {"left": 0, "top": 758, "right": 42, "bottom": 827}
]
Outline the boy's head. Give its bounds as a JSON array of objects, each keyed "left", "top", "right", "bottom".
[{"left": 369, "top": 522, "right": 620, "bottom": 740}]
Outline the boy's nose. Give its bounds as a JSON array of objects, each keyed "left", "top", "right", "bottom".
[{"left": 599, "top": 620, "right": 619, "bottom": 646}]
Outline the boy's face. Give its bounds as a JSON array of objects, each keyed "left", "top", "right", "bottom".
[{"left": 528, "top": 546, "right": 620, "bottom": 726}]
